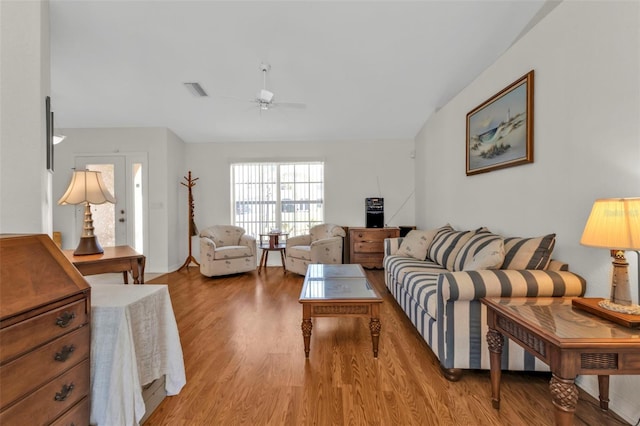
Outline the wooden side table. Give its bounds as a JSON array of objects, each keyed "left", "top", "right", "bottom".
[
  {"left": 258, "top": 233, "right": 288, "bottom": 273},
  {"left": 482, "top": 297, "right": 640, "bottom": 426},
  {"left": 63, "top": 246, "right": 146, "bottom": 284}
]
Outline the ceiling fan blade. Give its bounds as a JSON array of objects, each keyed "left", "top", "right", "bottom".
[{"left": 273, "top": 101, "right": 306, "bottom": 109}]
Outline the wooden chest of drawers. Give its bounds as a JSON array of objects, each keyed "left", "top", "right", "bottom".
[
  {"left": 349, "top": 227, "right": 400, "bottom": 269},
  {"left": 0, "top": 234, "right": 91, "bottom": 425}
]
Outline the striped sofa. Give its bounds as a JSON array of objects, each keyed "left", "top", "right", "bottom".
[{"left": 383, "top": 227, "right": 586, "bottom": 381}]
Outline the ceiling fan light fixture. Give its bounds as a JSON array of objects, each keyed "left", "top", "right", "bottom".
[
  {"left": 183, "top": 82, "right": 208, "bottom": 97},
  {"left": 257, "top": 89, "right": 274, "bottom": 103}
]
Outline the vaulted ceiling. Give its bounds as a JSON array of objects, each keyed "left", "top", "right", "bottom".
[{"left": 50, "top": 1, "right": 555, "bottom": 143}]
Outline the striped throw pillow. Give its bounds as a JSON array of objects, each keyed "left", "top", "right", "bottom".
[
  {"left": 453, "top": 230, "right": 505, "bottom": 271},
  {"left": 500, "top": 234, "right": 556, "bottom": 270},
  {"left": 427, "top": 227, "right": 475, "bottom": 270}
]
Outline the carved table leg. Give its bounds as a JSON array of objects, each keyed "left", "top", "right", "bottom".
[
  {"left": 549, "top": 374, "right": 579, "bottom": 426},
  {"left": 301, "top": 304, "right": 313, "bottom": 358},
  {"left": 597, "top": 375, "right": 610, "bottom": 411},
  {"left": 369, "top": 318, "right": 381, "bottom": 358},
  {"left": 487, "top": 328, "right": 504, "bottom": 410}
]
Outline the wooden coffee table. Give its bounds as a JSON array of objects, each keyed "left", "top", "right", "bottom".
[
  {"left": 482, "top": 297, "right": 640, "bottom": 426},
  {"left": 299, "top": 264, "right": 383, "bottom": 358},
  {"left": 63, "top": 245, "right": 146, "bottom": 284}
]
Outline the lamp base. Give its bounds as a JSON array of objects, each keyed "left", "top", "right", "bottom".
[
  {"left": 572, "top": 298, "right": 640, "bottom": 328},
  {"left": 73, "top": 235, "right": 104, "bottom": 256}
]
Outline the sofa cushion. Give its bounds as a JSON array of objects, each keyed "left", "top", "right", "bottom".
[
  {"left": 403, "top": 272, "right": 439, "bottom": 320},
  {"left": 501, "top": 234, "right": 556, "bottom": 270},
  {"left": 453, "top": 230, "right": 505, "bottom": 271},
  {"left": 428, "top": 228, "right": 476, "bottom": 270},
  {"left": 213, "top": 245, "right": 253, "bottom": 260},
  {"left": 384, "top": 255, "right": 446, "bottom": 285},
  {"left": 396, "top": 229, "right": 437, "bottom": 260},
  {"left": 384, "top": 255, "right": 442, "bottom": 320},
  {"left": 463, "top": 239, "right": 505, "bottom": 270}
]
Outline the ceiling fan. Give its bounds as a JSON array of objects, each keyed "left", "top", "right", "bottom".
[{"left": 230, "top": 63, "right": 307, "bottom": 112}]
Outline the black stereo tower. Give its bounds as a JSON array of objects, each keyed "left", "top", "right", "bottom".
[{"left": 366, "top": 198, "right": 384, "bottom": 228}]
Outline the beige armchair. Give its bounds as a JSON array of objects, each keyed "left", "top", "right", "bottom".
[
  {"left": 199, "top": 225, "right": 257, "bottom": 277},
  {"left": 285, "top": 224, "right": 346, "bottom": 275}
]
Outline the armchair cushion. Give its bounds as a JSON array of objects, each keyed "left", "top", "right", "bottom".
[
  {"left": 214, "top": 245, "right": 253, "bottom": 260},
  {"left": 287, "top": 245, "right": 311, "bottom": 261}
]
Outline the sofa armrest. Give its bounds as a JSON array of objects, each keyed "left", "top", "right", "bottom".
[
  {"left": 437, "top": 269, "right": 586, "bottom": 302},
  {"left": 383, "top": 237, "right": 404, "bottom": 257},
  {"left": 286, "top": 234, "right": 311, "bottom": 248}
]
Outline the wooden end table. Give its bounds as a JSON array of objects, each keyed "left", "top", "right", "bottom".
[
  {"left": 63, "top": 245, "right": 146, "bottom": 284},
  {"left": 298, "top": 264, "right": 382, "bottom": 358},
  {"left": 482, "top": 297, "right": 640, "bottom": 426},
  {"left": 258, "top": 233, "right": 288, "bottom": 273}
]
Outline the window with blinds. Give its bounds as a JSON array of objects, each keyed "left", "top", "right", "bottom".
[{"left": 231, "top": 162, "right": 324, "bottom": 237}]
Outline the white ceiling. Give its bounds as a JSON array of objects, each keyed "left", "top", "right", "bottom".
[{"left": 50, "top": 0, "right": 552, "bottom": 144}]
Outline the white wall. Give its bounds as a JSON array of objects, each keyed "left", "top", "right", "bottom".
[
  {"left": 185, "top": 139, "right": 416, "bottom": 260},
  {"left": 0, "top": 0, "right": 52, "bottom": 235},
  {"left": 166, "top": 129, "right": 187, "bottom": 271},
  {"left": 415, "top": 1, "right": 639, "bottom": 422},
  {"left": 52, "top": 127, "right": 186, "bottom": 273}
]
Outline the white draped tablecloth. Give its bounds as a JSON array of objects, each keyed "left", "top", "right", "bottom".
[{"left": 90, "top": 284, "right": 186, "bottom": 426}]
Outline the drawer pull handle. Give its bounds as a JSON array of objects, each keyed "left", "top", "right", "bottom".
[
  {"left": 54, "top": 383, "right": 74, "bottom": 401},
  {"left": 54, "top": 345, "right": 75, "bottom": 362},
  {"left": 55, "top": 311, "right": 76, "bottom": 328}
]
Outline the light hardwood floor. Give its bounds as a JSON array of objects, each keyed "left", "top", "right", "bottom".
[{"left": 145, "top": 267, "right": 628, "bottom": 425}]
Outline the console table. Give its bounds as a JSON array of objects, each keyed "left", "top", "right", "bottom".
[
  {"left": 482, "top": 297, "right": 640, "bottom": 426},
  {"left": 63, "top": 245, "right": 146, "bottom": 284}
]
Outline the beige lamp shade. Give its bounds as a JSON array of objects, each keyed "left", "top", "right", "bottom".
[
  {"left": 58, "top": 170, "right": 116, "bottom": 205},
  {"left": 580, "top": 198, "right": 640, "bottom": 250}
]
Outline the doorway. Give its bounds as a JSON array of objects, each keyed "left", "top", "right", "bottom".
[{"left": 75, "top": 155, "right": 146, "bottom": 253}]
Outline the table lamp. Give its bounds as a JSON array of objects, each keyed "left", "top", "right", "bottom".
[
  {"left": 579, "top": 198, "right": 640, "bottom": 320},
  {"left": 58, "top": 169, "right": 116, "bottom": 255}
]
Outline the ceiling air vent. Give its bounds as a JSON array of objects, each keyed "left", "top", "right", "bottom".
[{"left": 183, "top": 82, "right": 208, "bottom": 97}]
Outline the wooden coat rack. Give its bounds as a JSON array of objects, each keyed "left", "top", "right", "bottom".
[{"left": 178, "top": 171, "right": 200, "bottom": 271}]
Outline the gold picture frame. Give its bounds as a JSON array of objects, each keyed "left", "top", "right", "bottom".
[{"left": 466, "top": 70, "right": 534, "bottom": 175}]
